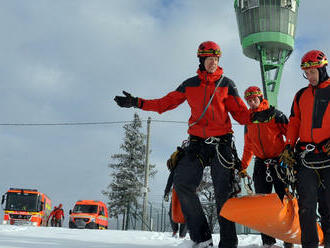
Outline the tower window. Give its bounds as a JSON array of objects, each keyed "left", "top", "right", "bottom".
[{"left": 240, "top": 0, "right": 259, "bottom": 11}]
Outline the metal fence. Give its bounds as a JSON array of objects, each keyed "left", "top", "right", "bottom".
[{"left": 109, "top": 200, "right": 258, "bottom": 235}]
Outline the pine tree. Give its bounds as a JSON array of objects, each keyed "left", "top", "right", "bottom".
[
  {"left": 198, "top": 167, "right": 218, "bottom": 233},
  {"left": 102, "top": 113, "right": 156, "bottom": 229}
]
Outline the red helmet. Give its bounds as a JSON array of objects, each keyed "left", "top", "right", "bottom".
[
  {"left": 244, "top": 86, "right": 263, "bottom": 100},
  {"left": 301, "top": 50, "right": 328, "bottom": 70},
  {"left": 197, "top": 41, "right": 221, "bottom": 58}
]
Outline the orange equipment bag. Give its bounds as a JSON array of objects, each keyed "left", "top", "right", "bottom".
[
  {"left": 220, "top": 193, "right": 323, "bottom": 245},
  {"left": 171, "top": 188, "right": 185, "bottom": 224}
]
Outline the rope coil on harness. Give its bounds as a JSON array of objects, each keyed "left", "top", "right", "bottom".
[
  {"left": 275, "top": 161, "right": 297, "bottom": 196},
  {"left": 204, "top": 136, "right": 235, "bottom": 169},
  {"left": 204, "top": 135, "right": 247, "bottom": 197},
  {"left": 300, "top": 144, "right": 330, "bottom": 169},
  {"left": 276, "top": 162, "right": 296, "bottom": 184}
]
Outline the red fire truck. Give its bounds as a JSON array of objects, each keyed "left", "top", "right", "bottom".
[{"left": 1, "top": 188, "right": 52, "bottom": 226}]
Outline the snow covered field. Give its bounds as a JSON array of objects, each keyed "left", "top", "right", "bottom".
[{"left": 0, "top": 225, "right": 302, "bottom": 248}]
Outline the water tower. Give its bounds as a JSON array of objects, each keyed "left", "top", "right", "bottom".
[{"left": 234, "top": 0, "right": 300, "bottom": 106}]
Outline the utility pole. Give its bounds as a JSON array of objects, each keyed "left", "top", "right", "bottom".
[{"left": 142, "top": 117, "right": 151, "bottom": 230}]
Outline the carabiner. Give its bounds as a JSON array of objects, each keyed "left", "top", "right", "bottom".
[
  {"left": 204, "top": 136, "right": 220, "bottom": 145},
  {"left": 265, "top": 167, "right": 273, "bottom": 183},
  {"left": 243, "top": 176, "right": 253, "bottom": 195},
  {"left": 306, "top": 144, "right": 316, "bottom": 152}
]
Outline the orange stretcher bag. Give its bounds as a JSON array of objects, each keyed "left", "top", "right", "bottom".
[
  {"left": 171, "top": 188, "right": 185, "bottom": 224},
  {"left": 220, "top": 193, "right": 323, "bottom": 245}
]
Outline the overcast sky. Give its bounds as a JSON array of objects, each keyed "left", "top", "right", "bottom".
[{"left": 0, "top": 0, "right": 329, "bottom": 221}]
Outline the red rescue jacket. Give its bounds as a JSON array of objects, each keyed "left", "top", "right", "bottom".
[
  {"left": 49, "top": 207, "right": 64, "bottom": 220},
  {"left": 286, "top": 79, "right": 330, "bottom": 147},
  {"left": 54, "top": 208, "right": 64, "bottom": 220},
  {"left": 140, "top": 67, "right": 250, "bottom": 138},
  {"left": 241, "top": 99, "right": 288, "bottom": 169}
]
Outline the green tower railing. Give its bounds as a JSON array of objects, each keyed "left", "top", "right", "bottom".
[{"left": 234, "top": 0, "right": 300, "bottom": 106}]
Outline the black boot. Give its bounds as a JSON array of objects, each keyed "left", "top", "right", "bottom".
[
  {"left": 192, "top": 238, "right": 213, "bottom": 248},
  {"left": 284, "top": 242, "right": 293, "bottom": 248}
]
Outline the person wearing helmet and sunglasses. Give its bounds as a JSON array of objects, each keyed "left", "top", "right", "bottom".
[
  {"left": 279, "top": 50, "right": 330, "bottom": 248},
  {"left": 240, "top": 86, "right": 291, "bottom": 248},
  {"left": 114, "top": 41, "right": 250, "bottom": 248}
]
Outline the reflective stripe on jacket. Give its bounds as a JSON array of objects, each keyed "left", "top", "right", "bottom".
[
  {"left": 241, "top": 99, "right": 288, "bottom": 169},
  {"left": 140, "top": 66, "right": 250, "bottom": 138},
  {"left": 286, "top": 79, "right": 330, "bottom": 147}
]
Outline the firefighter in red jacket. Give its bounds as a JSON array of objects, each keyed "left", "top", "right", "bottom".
[
  {"left": 115, "top": 41, "right": 250, "bottom": 248},
  {"left": 48, "top": 206, "right": 57, "bottom": 227},
  {"left": 280, "top": 50, "right": 330, "bottom": 248},
  {"left": 240, "top": 86, "right": 292, "bottom": 248},
  {"left": 54, "top": 204, "right": 64, "bottom": 227},
  {"left": 48, "top": 204, "right": 65, "bottom": 227}
]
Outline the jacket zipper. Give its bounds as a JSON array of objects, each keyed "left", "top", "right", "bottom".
[
  {"left": 257, "top": 124, "right": 266, "bottom": 158},
  {"left": 310, "top": 87, "right": 316, "bottom": 143}
]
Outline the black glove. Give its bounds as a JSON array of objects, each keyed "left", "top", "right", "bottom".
[
  {"left": 279, "top": 144, "right": 296, "bottom": 168},
  {"left": 234, "top": 158, "right": 243, "bottom": 171},
  {"left": 164, "top": 193, "right": 169, "bottom": 202},
  {"left": 114, "top": 91, "right": 140, "bottom": 108}
]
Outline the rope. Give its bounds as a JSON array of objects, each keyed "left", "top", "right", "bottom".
[
  {"left": 243, "top": 176, "right": 253, "bottom": 195},
  {"left": 300, "top": 144, "right": 330, "bottom": 169},
  {"left": 189, "top": 76, "right": 224, "bottom": 128},
  {"left": 204, "top": 137, "right": 235, "bottom": 169},
  {"left": 275, "top": 162, "right": 297, "bottom": 196}
]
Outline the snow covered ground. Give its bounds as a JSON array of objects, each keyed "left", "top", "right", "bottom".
[{"left": 0, "top": 225, "right": 302, "bottom": 248}]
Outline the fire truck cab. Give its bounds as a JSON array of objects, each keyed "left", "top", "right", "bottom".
[
  {"left": 69, "top": 200, "right": 108, "bottom": 229},
  {"left": 1, "top": 188, "right": 51, "bottom": 226}
]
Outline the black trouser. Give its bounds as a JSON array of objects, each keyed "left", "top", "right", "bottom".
[
  {"left": 173, "top": 136, "right": 237, "bottom": 248},
  {"left": 296, "top": 162, "right": 330, "bottom": 248},
  {"left": 253, "top": 157, "right": 288, "bottom": 246},
  {"left": 169, "top": 202, "right": 188, "bottom": 237},
  {"left": 54, "top": 219, "right": 62, "bottom": 227}
]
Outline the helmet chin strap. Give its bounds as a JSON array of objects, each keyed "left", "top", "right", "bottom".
[
  {"left": 318, "top": 67, "right": 329, "bottom": 84},
  {"left": 199, "top": 57, "right": 206, "bottom": 71}
]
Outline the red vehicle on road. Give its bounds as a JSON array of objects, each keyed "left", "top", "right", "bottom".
[
  {"left": 69, "top": 200, "right": 108, "bottom": 229},
  {"left": 1, "top": 188, "right": 51, "bottom": 226}
]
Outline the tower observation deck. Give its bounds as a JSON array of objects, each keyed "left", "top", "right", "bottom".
[{"left": 234, "top": 0, "right": 299, "bottom": 106}]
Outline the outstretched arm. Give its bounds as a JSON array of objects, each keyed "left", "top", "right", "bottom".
[
  {"left": 114, "top": 89, "right": 186, "bottom": 114},
  {"left": 114, "top": 91, "right": 143, "bottom": 108}
]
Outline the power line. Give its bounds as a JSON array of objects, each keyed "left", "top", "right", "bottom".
[
  {"left": 0, "top": 120, "right": 187, "bottom": 126},
  {"left": 0, "top": 121, "right": 133, "bottom": 126},
  {"left": 0, "top": 119, "right": 240, "bottom": 126},
  {"left": 149, "top": 120, "right": 187, "bottom": 124}
]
